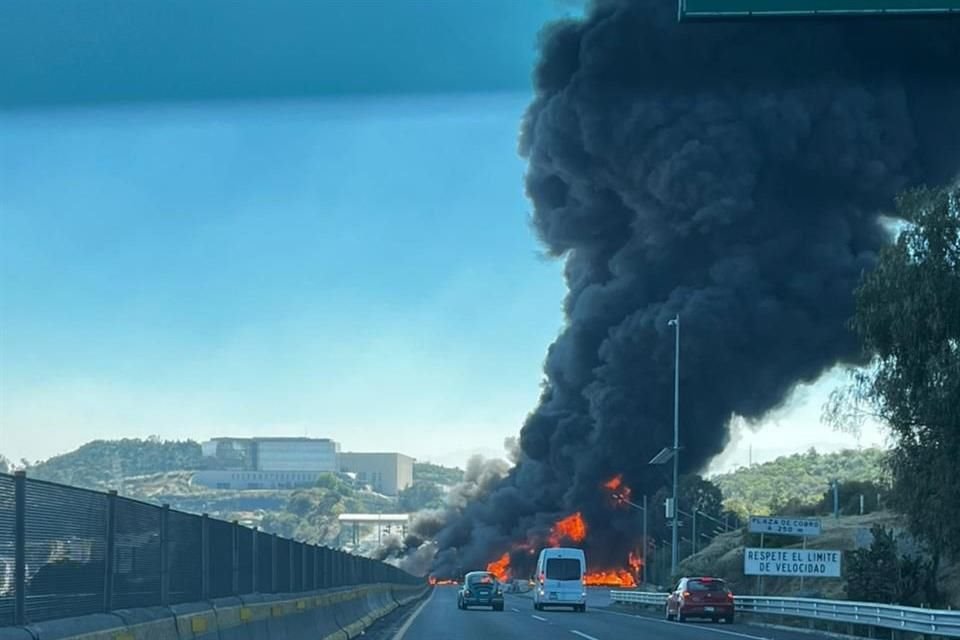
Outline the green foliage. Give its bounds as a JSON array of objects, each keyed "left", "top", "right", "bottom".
[
  {"left": 259, "top": 483, "right": 396, "bottom": 544},
  {"left": 647, "top": 475, "right": 733, "bottom": 548},
  {"left": 840, "top": 186, "right": 960, "bottom": 570},
  {"left": 846, "top": 525, "right": 934, "bottom": 606},
  {"left": 821, "top": 480, "right": 889, "bottom": 516},
  {"left": 26, "top": 438, "right": 203, "bottom": 489},
  {"left": 878, "top": 189, "right": 960, "bottom": 555},
  {"left": 413, "top": 462, "right": 463, "bottom": 487},
  {"left": 398, "top": 481, "right": 445, "bottom": 512},
  {"left": 714, "top": 448, "right": 890, "bottom": 517}
]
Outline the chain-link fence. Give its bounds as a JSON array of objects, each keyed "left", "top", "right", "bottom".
[{"left": 0, "top": 472, "right": 421, "bottom": 626}]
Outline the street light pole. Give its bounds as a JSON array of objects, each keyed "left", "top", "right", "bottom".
[
  {"left": 642, "top": 494, "right": 648, "bottom": 586},
  {"left": 668, "top": 314, "right": 680, "bottom": 576}
]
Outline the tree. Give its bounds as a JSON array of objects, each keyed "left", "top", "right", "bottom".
[
  {"left": 820, "top": 480, "right": 889, "bottom": 516},
  {"left": 646, "top": 475, "right": 727, "bottom": 546},
  {"left": 840, "top": 186, "right": 960, "bottom": 578},
  {"left": 398, "top": 481, "right": 445, "bottom": 512},
  {"left": 846, "top": 525, "right": 933, "bottom": 606},
  {"left": 412, "top": 462, "right": 464, "bottom": 487},
  {"left": 0, "top": 454, "right": 10, "bottom": 474}
]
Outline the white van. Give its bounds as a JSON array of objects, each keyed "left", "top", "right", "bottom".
[{"left": 533, "top": 547, "right": 587, "bottom": 611}]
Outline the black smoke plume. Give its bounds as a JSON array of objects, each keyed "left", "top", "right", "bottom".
[{"left": 412, "top": 0, "right": 960, "bottom": 578}]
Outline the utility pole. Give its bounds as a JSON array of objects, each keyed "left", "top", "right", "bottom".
[
  {"left": 692, "top": 509, "right": 697, "bottom": 556},
  {"left": 642, "top": 494, "right": 648, "bottom": 586},
  {"left": 669, "top": 314, "right": 680, "bottom": 576},
  {"left": 615, "top": 492, "right": 649, "bottom": 586},
  {"left": 831, "top": 480, "right": 840, "bottom": 519}
]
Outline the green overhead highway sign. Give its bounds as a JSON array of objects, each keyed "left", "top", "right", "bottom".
[{"left": 679, "top": 0, "right": 960, "bottom": 20}]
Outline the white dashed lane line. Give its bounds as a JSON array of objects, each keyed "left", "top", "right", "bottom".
[
  {"left": 570, "top": 631, "right": 600, "bottom": 640},
  {"left": 532, "top": 614, "right": 548, "bottom": 622}
]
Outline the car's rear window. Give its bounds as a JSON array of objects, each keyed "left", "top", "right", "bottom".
[
  {"left": 688, "top": 579, "right": 726, "bottom": 591},
  {"left": 467, "top": 573, "right": 495, "bottom": 585},
  {"left": 545, "top": 558, "right": 582, "bottom": 581}
]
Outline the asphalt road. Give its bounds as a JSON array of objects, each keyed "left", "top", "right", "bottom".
[{"left": 392, "top": 586, "right": 838, "bottom": 640}]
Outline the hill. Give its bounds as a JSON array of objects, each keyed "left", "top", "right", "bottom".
[
  {"left": 713, "top": 448, "right": 890, "bottom": 517},
  {"left": 3, "top": 439, "right": 466, "bottom": 556},
  {"left": 413, "top": 462, "right": 463, "bottom": 487},
  {"left": 23, "top": 438, "right": 204, "bottom": 489}
]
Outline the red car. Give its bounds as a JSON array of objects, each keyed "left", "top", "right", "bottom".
[{"left": 665, "top": 576, "right": 735, "bottom": 623}]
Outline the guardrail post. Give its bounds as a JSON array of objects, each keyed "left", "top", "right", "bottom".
[
  {"left": 103, "top": 490, "right": 117, "bottom": 612},
  {"left": 160, "top": 504, "right": 170, "bottom": 605},
  {"left": 271, "top": 533, "right": 278, "bottom": 593},
  {"left": 231, "top": 520, "right": 240, "bottom": 595},
  {"left": 13, "top": 471, "right": 26, "bottom": 626},
  {"left": 251, "top": 527, "right": 259, "bottom": 593},
  {"left": 201, "top": 513, "right": 211, "bottom": 600}
]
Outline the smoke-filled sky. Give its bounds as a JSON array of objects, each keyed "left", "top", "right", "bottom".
[
  {"left": 0, "top": 0, "right": 914, "bottom": 472},
  {"left": 413, "top": 0, "right": 960, "bottom": 578}
]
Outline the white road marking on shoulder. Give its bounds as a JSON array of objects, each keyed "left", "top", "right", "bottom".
[
  {"left": 532, "top": 614, "right": 548, "bottom": 621},
  {"left": 511, "top": 607, "right": 520, "bottom": 612},
  {"left": 570, "top": 631, "right": 600, "bottom": 640}
]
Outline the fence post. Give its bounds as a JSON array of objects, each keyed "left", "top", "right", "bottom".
[
  {"left": 313, "top": 545, "right": 319, "bottom": 590},
  {"left": 231, "top": 520, "right": 240, "bottom": 595},
  {"left": 201, "top": 513, "right": 210, "bottom": 600},
  {"left": 271, "top": 534, "right": 278, "bottom": 593},
  {"left": 288, "top": 541, "right": 295, "bottom": 592},
  {"left": 301, "top": 543, "right": 308, "bottom": 592},
  {"left": 160, "top": 504, "right": 170, "bottom": 606},
  {"left": 103, "top": 490, "right": 117, "bottom": 612},
  {"left": 251, "top": 527, "right": 259, "bottom": 593},
  {"left": 13, "top": 471, "right": 26, "bottom": 626}
]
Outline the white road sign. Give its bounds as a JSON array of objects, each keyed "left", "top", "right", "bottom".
[
  {"left": 749, "top": 516, "right": 822, "bottom": 536},
  {"left": 744, "top": 548, "right": 842, "bottom": 577}
]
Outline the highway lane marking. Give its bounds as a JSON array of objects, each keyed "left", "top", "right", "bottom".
[
  {"left": 570, "top": 631, "right": 600, "bottom": 640},
  {"left": 598, "top": 610, "right": 773, "bottom": 640},
  {"left": 511, "top": 607, "right": 520, "bottom": 612},
  {"left": 532, "top": 614, "right": 548, "bottom": 621},
  {"left": 391, "top": 588, "right": 436, "bottom": 640}
]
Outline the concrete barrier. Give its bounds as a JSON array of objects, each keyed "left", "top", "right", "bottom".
[
  {"left": 305, "top": 591, "right": 347, "bottom": 640},
  {"left": 332, "top": 589, "right": 372, "bottom": 639},
  {"left": 1, "top": 583, "right": 428, "bottom": 640},
  {"left": 0, "top": 627, "right": 34, "bottom": 640},
  {"left": 209, "top": 598, "right": 255, "bottom": 640},
  {"left": 171, "top": 602, "right": 219, "bottom": 640},
  {"left": 392, "top": 584, "right": 429, "bottom": 606}
]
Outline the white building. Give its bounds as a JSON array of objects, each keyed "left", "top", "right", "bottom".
[
  {"left": 339, "top": 452, "right": 414, "bottom": 496},
  {"left": 194, "top": 437, "right": 340, "bottom": 490}
]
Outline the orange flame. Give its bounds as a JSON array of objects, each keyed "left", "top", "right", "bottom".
[
  {"left": 548, "top": 512, "right": 587, "bottom": 546},
  {"left": 584, "top": 569, "right": 637, "bottom": 587},
  {"left": 628, "top": 550, "right": 642, "bottom": 573},
  {"left": 428, "top": 577, "right": 458, "bottom": 586},
  {"left": 486, "top": 552, "right": 511, "bottom": 582},
  {"left": 604, "top": 474, "right": 633, "bottom": 506}
]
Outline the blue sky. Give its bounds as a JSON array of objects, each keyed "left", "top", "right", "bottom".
[
  {"left": 0, "top": 94, "right": 572, "bottom": 464},
  {"left": 0, "top": 0, "right": 883, "bottom": 468}
]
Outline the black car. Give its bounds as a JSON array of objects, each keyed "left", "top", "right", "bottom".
[{"left": 457, "top": 571, "right": 505, "bottom": 611}]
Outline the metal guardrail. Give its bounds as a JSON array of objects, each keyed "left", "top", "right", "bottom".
[
  {"left": 610, "top": 590, "right": 960, "bottom": 637},
  {"left": 609, "top": 590, "right": 668, "bottom": 606}
]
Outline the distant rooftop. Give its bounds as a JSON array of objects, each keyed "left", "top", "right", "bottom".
[{"left": 208, "top": 436, "right": 335, "bottom": 443}]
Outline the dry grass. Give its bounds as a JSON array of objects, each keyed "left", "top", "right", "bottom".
[{"left": 675, "top": 511, "right": 907, "bottom": 599}]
